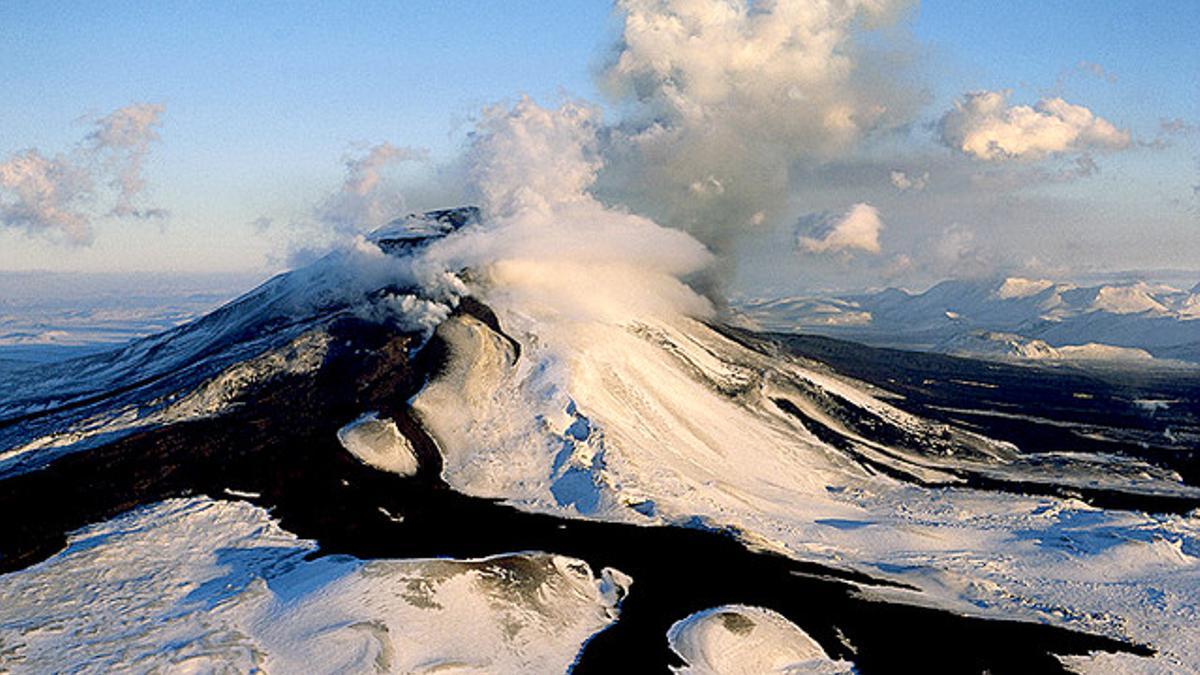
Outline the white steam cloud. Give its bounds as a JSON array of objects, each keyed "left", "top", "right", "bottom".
[
  {"left": 423, "top": 97, "right": 715, "bottom": 324},
  {"left": 268, "top": 97, "right": 715, "bottom": 345},
  {"left": 277, "top": 98, "right": 717, "bottom": 344},
  {"left": 273, "top": 142, "right": 429, "bottom": 267},
  {"left": 797, "top": 203, "right": 883, "bottom": 255},
  {"left": 939, "top": 90, "right": 1130, "bottom": 161},
  {"left": 467, "top": 99, "right": 602, "bottom": 219},
  {"left": 0, "top": 103, "right": 167, "bottom": 244},
  {"left": 595, "top": 0, "right": 920, "bottom": 248}
]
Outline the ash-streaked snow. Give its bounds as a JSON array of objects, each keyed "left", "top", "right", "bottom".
[
  {"left": 0, "top": 329, "right": 331, "bottom": 476},
  {"left": 0, "top": 497, "right": 628, "bottom": 673},
  {"left": 412, "top": 295, "right": 1200, "bottom": 671}
]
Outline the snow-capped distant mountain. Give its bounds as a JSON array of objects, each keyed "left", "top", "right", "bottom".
[
  {"left": 738, "top": 276, "right": 1200, "bottom": 364},
  {"left": 939, "top": 331, "right": 1156, "bottom": 362}
]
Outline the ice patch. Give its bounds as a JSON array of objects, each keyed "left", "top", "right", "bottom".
[{"left": 668, "top": 604, "right": 854, "bottom": 674}]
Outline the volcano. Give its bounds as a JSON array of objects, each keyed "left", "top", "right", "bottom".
[{"left": 1, "top": 208, "right": 1197, "bottom": 673}]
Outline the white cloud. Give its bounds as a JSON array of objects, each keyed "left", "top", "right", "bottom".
[
  {"left": 939, "top": 90, "right": 1130, "bottom": 161},
  {"left": 0, "top": 103, "right": 166, "bottom": 244},
  {"left": 931, "top": 223, "right": 995, "bottom": 277},
  {"left": 1075, "top": 60, "right": 1116, "bottom": 84},
  {"left": 882, "top": 253, "right": 914, "bottom": 279},
  {"left": 1159, "top": 118, "right": 1197, "bottom": 136},
  {"left": 797, "top": 203, "right": 883, "bottom": 254}
]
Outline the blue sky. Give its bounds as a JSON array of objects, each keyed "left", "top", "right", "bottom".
[{"left": 1, "top": 1, "right": 1196, "bottom": 291}]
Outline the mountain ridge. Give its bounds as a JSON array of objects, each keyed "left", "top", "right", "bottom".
[{"left": 738, "top": 275, "right": 1200, "bottom": 363}]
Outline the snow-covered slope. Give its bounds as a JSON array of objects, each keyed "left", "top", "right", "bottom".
[
  {"left": 403, "top": 259, "right": 1200, "bottom": 671},
  {"left": 738, "top": 276, "right": 1200, "bottom": 363}
]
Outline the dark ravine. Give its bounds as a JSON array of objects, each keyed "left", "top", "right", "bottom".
[{"left": 0, "top": 305, "right": 1157, "bottom": 673}]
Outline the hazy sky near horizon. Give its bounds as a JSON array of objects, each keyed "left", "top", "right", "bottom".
[{"left": 1, "top": 1, "right": 1197, "bottom": 294}]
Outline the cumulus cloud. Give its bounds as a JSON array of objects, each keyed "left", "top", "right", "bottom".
[
  {"left": 797, "top": 203, "right": 883, "bottom": 255},
  {"left": 595, "top": 0, "right": 921, "bottom": 250},
  {"left": 315, "top": 142, "right": 428, "bottom": 232},
  {"left": 890, "top": 170, "right": 928, "bottom": 191},
  {"left": 0, "top": 150, "right": 94, "bottom": 243},
  {"left": 0, "top": 103, "right": 167, "bottom": 244},
  {"left": 939, "top": 90, "right": 1130, "bottom": 161}
]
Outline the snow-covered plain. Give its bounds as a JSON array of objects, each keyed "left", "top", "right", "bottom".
[
  {"left": 0, "top": 272, "right": 259, "bottom": 364},
  {"left": 0, "top": 497, "right": 629, "bottom": 673}
]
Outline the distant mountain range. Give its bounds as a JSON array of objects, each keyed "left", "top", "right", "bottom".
[{"left": 737, "top": 277, "right": 1200, "bottom": 364}]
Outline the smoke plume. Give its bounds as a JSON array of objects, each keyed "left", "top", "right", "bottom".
[{"left": 593, "top": 0, "right": 921, "bottom": 252}]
